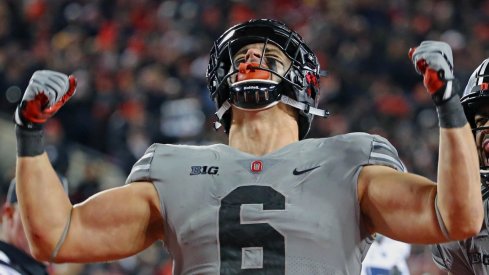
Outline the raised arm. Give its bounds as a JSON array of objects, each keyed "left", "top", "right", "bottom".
[
  {"left": 14, "top": 71, "right": 164, "bottom": 263},
  {"left": 358, "top": 41, "right": 483, "bottom": 243}
]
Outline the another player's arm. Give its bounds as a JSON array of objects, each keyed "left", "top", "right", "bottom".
[
  {"left": 17, "top": 153, "right": 164, "bottom": 262},
  {"left": 358, "top": 126, "right": 481, "bottom": 243}
]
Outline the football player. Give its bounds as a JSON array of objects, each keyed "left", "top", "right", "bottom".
[
  {"left": 14, "top": 20, "right": 482, "bottom": 274},
  {"left": 432, "top": 58, "right": 489, "bottom": 274}
]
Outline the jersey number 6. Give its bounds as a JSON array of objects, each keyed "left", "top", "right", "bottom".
[{"left": 219, "top": 185, "right": 286, "bottom": 274}]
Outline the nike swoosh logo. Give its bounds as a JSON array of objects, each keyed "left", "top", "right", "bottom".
[{"left": 293, "top": 166, "right": 321, "bottom": 175}]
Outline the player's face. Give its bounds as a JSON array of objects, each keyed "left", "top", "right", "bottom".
[
  {"left": 474, "top": 105, "right": 489, "bottom": 167},
  {"left": 230, "top": 43, "right": 291, "bottom": 83},
  {"left": 2, "top": 204, "right": 30, "bottom": 254}
]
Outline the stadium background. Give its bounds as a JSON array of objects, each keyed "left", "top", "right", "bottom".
[{"left": 0, "top": 0, "right": 488, "bottom": 274}]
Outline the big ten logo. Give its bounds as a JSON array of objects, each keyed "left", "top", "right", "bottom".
[
  {"left": 190, "top": 166, "right": 219, "bottom": 175},
  {"left": 469, "top": 252, "right": 489, "bottom": 265}
]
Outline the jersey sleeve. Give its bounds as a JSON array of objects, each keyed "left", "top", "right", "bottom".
[
  {"left": 125, "top": 144, "right": 157, "bottom": 184},
  {"left": 367, "top": 135, "right": 407, "bottom": 172},
  {"left": 431, "top": 242, "right": 474, "bottom": 274},
  {"left": 432, "top": 244, "right": 452, "bottom": 271}
]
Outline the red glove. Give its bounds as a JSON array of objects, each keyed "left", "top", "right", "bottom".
[
  {"left": 14, "top": 70, "right": 77, "bottom": 129},
  {"left": 409, "top": 41, "right": 455, "bottom": 104}
]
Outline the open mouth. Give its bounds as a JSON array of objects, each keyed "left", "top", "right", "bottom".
[{"left": 236, "top": 62, "right": 271, "bottom": 82}]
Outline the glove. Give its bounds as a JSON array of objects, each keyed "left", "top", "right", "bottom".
[
  {"left": 409, "top": 41, "right": 455, "bottom": 105},
  {"left": 409, "top": 41, "right": 466, "bottom": 128},
  {"left": 14, "top": 70, "right": 77, "bottom": 130}
]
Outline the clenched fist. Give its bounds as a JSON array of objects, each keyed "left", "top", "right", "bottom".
[{"left": 14, "top": 70, "right": 77, "bottom": 130}]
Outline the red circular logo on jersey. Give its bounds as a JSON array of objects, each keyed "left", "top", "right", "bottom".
[{"left": 251, "top": 160, "right": 263, "bottom": 173}]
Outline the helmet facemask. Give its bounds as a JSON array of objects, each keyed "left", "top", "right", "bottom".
[
  {"left": 207, "top": 19, "right": 329, "bottom": 139},
  {"left": 226, "top": 40, "right": 293, "bottom": 111}
]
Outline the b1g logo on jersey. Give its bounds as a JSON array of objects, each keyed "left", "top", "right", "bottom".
[
  {"left": 469, "top": 252, "right": 489, "bottom": 265},
  {"left": 190, "top": 166, "right": 219, "bottom": 175}
]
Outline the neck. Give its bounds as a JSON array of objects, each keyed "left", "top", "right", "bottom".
[{"left": 228, "top": 103, "right": 299, "bottom": 156}]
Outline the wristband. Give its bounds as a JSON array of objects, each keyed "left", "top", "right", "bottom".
[
  {"left": 16, "top": 125, "right": 45, "bottom": 157},
  {"left": 431, "top": 79, "right": 459, "bottom": 105},
  {"left": 436, "top": 94, "right": 467, "bottom": 128}
]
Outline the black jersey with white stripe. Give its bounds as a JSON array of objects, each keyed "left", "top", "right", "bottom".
[{"left": 126, "top": 132, "right": 406, "bottom": 275}]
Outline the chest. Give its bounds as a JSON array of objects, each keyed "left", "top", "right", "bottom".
[{"left": 157, "top": 155, "right": 361, "bottom": 245}]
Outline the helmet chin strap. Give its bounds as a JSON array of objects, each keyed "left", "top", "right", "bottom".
[
  {"left": 280, "top": 95, "right": 329, "bottom": 117},
  {"left": 214, "top": 101, "right": 231, "bottom": 130},
  {"left": 213, "top": 95, "right": 329, "bottom": 130}
]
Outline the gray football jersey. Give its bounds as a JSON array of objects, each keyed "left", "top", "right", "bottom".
[
  {"left": 126, "top": 132, "right": 406, "bottom": 275},
  {"left": 432, "top": 185, "right": 489, "bottom": 275}
]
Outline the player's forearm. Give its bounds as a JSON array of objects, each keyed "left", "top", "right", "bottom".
[
  {"left": 436, "top": 124, "right": 483, "bottom": 240},
  {"left": 16, "top": 153, "right": 73, "bottom": 260}
]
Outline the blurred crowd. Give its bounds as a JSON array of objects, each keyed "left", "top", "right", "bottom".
[{"left": 0, "top": 0, "right": 488, "bottom": 274}]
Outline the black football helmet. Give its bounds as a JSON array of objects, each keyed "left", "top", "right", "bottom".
[
  {"left": 460, "top": 58, "right": 489, "bottom": 180},
  {"left": 460, "top": 58, "right": 489, "bottom": 130},
  {"left": 206, "top": 19, "right": 328, "bottom": 139}
]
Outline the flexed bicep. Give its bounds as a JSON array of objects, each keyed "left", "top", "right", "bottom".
[
  {"left": 358, "top": 165, "right": 447, "bottom": 244},
  {"left": 53, "top": 181, "right": 164, "bottom": 263}
]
